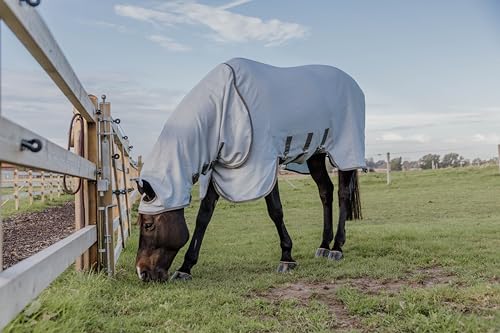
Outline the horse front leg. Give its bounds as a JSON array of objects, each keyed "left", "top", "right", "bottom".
[
  {"left": 265, "top": 182, "right": 297, "bottom": 272},
  {"left": 171, "top": 182, "right": 219, "bottom": 281},
  {"left": 307, "top": 153, "right": 334, "bottom": 258}
]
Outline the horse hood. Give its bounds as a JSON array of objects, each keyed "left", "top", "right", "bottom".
[{"left": 139, "top": 58, "right": 365, "bottom": 214}]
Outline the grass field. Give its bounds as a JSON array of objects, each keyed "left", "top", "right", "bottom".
[
  {"left": 5, "top": 167, "right": 500, "bottom": 332},
  {"left": 1, "top": 194, "right": 73, "bottom": 219}
]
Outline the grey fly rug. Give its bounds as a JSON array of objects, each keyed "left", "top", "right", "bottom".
[{"left": 138, "top": 58, "right": 365, "bottom": 214}]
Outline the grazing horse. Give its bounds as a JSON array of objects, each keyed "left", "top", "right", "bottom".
[{"left": 135, "top": 58, "right": 365, "bottom": 282}]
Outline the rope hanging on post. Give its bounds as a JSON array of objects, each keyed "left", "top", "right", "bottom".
[{"left": 63, "top": 113, "right": 85, "bottom": 195}]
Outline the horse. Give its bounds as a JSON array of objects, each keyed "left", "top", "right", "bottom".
[{"left": 135, "top": 58, "right": 365, "bottom": 282}]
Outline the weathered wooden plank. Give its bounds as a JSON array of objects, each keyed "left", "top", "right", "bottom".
[
  {"left": 100, "top": 102, "right": 115, "bottom": 275},
  {"left": 83, "top": 95, "right": 100, "bottom": 270},
  {"left": 0, "top": 162, "right": 3, "bottom": 271},
  {"left": 0, "top": 0, "right": 95, "bottom": 122},
  {"left": 121, "top": 145, "right": 131, "bottom": 237},
  {"left": 0, "top": 226, "right": 97, "bottom": 330},
  {"left": 0, "top": 117, "right": 96, "bottom": 180},
  {"left": 111, "top": 122, "right": 131, "bottom": 153},
  {"left": 114, "top": 238, "right": 123, "bottom": 266}
]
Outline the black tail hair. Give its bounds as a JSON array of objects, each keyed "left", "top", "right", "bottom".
[{"left": 338, "top": 170, "right": 362, "bottom": 220}]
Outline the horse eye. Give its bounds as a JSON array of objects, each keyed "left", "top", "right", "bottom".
[{"left": 143, "top": 222, "right": 155, "bottom": 230}]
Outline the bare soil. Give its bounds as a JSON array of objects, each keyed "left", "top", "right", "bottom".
[
  {"left": 2, "top": 202, "right": 75, "bottom": 270},
  {"left": 256, "top": 266, "right": 455, "bottom": 332}
]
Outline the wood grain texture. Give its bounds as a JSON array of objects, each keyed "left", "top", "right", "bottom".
[{"left": 0, "top": 117, "right": 96, "bottom": 180}]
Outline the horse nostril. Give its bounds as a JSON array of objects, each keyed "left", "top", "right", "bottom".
[{"left": 140, "top": 270, "right": 150, "bottom": 282}]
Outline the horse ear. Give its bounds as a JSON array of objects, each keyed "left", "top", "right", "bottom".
[{"left": 137, "top": 179, "right": 156, "bottom": 201}]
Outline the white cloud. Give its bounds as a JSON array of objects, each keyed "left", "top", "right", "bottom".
[
  {"left": 115, "top": 1, "right": 308, "bottom": 47},
  {"left": 80, "top": 20, "right": 128, "bottom": 33},
  {"left": 378, "top": 132, "right": 430, "bottom": 143},
  {"left": 114, "top": 5, "right": 186, "bottom": 26},
  {"left": 148, "top": 35, "right": 191, "bottom": 52},
  {"left": 218, "top": 0, "right": 252, "bottom": 10},
  {"left": 472, "top": 133, "right": 500, "bottom": 144}
]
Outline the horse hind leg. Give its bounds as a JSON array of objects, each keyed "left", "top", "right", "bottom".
[
  {"left": 265, "top": 182, "right": 297, "bottom": 273},
  {"left": 307, "top": 153, "right": 334, "bottom": 258},
  {"left": 331, "top": 169, "right": 362, "bottom": 260}
]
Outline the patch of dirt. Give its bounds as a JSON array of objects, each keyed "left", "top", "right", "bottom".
[
  {"left": 2, "top": 202, "right": 75, "bottom": 270},
  {"left": 256, "top": 266, "right": 455, "bottom": 331},
  {"left": 258, "top": 281, "right": 362, "bottom": 331}
]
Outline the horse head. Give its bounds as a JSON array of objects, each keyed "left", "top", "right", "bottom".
[{"left": 135, "top": 180, "right": 189, "bottom": 282}]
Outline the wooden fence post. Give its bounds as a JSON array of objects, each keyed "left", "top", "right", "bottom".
[
  {"left": 386, "top": 152, "right": 391, "bottom": 185},
  {"left": 41, "top": 171, "right": 45, "bottom": 202},
  {"left": 137, "top": 155, "right": 143, "bottom": 174},
  {"left": 0, "top": 163, "right": 3, "bottom": 272},
  {"left": 121, "top": 145, "right": 131, "bottom": 236},
  {"left": 111, "top": 142, "right": 126, "bottom": 250},
  {"left": 14, "top": 168, "right": 19, "bottom": 210},
  {"left": 50, "top": 173, "right": 54, "bottom": 200},
  {"left": 74, "top": 111, "right": 85, "bottom": 270},
  {"left": 99, "top": 99, "right": 115, "bottom": 276},
  {"left": 28, "top": 170, "right": 33, "bottom": 205},
  {"left": 74, "top": 95, "right": 99, "bottom": 271},
  {"left": 57, "top": 175, "right": 61, "bottom": 198}
]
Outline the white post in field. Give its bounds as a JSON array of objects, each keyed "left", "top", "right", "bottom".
[
  {"left": 386, "top": 152, "right": 391, "bottom": 185},
  {"left": 497, "top": 144, "right": 500, "bottom": 173}
]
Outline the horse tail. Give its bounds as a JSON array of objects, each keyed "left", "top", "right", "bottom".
[{"left": 338, "top": 169, "right": 362, "bottom": 220}]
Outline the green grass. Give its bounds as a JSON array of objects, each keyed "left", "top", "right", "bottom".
[{"left": 5, "top": 167, "right": 500, "bottom": 332}]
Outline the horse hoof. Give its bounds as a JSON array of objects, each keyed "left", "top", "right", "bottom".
[
  {"left": 169, "top": 271, "right": 193, "bottom": 281},
  {"left": 277, "top": 261, "right": 298, "bottom": 273},
  {"left": 328, "top": 250, "right": 343, "bottom": 261},
  {"left": 315, "top": 248, "right": 330, "bottom": 258}
]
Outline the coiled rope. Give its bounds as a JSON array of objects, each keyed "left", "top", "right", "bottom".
[{"left": 63, "top": 113, "right": 84, "bottom": 195}]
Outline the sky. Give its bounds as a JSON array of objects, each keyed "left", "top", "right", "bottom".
[{"left": 1, "top": 0, "right": 499, "bottom": 162}]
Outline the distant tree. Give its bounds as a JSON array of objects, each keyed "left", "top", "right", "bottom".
[
  {"left": 472, "top": 158, "right": 483, "bottom": 166},
  {"left": 419, "top": 154, "right": 440, "bottom": 169},
  {"left": 365, "top": 157, "right": 376, "bottom": 169},
  {"left": 441, "top": 153, "right": 460, "bottom": 168},
  {"left": 442, "top": 153, "right": 469, "bottom": 168},
  {"left": 390, "top": 157, "right": 402, "bottom": 171},
  {"left": 487, "top": 157, "right": 499, "bottom": 165}
]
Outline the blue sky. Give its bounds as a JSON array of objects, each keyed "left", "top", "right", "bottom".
[{"left": 1, "top": 0, "right": 499, "bottom": 161}]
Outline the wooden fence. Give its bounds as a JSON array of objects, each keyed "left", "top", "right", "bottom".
[
  {"left": 0, "top": 1, "right": 141, "bottom": 329},
  {"left": 1, "top": 169, "right": 65, "bottom": 209}
]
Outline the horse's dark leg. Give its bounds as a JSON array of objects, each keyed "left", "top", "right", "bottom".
[
  {"left": 330, "top": 169, "right": 356, "bottom": 260},
  {"left": 171, "top": 182, "right": 219, "bottom": 281},
  {"left": 307, "top": 153, "right": 334, "bottom": 258},
  {"left": 265, "top": 182, "right": 297, "bottom": 272}
]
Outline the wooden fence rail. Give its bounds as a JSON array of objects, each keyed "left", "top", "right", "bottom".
[{"left": 0, "top": 1, "right": 142, "bottom": 329}]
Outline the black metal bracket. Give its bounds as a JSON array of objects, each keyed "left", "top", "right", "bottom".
[
  {"left": 20, "top": 138, "right": 43, "bottom": 152},
  {"left": 20, "top": 0, "right": 41, "bottom": 7},
  {"left": 113, "top": 189, "right": 127, "bottom": 195}
]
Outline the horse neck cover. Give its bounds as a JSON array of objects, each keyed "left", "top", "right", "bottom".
[{"left": 139, "top": 58, "right": 365, "bottom": 214}]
